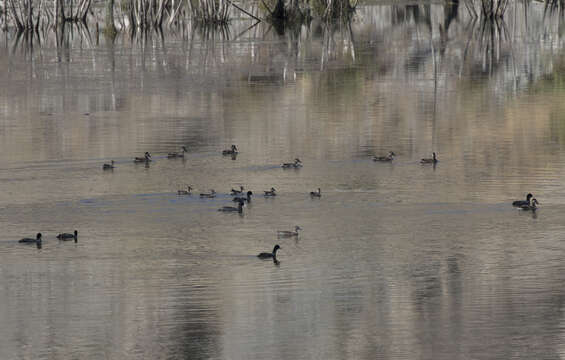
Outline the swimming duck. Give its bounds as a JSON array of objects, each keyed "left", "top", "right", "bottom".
[
  {"left": 310, "top": 188, "right": 321, "bottom": 197},
  {"left": 200, "top": 189, "right": 216, "bottom": 198},
  {"left": 222, "top": 145, "right": 239, "bottom": 155},
  {"left": 218, "top": 200, "right": 244, "bottom": 213},
  {"left": 277, "top": 226, "right": 301, "bottom": 237},
  {"left": 134, "top": 152, "right": 152, "bottom": 163},
  {"left": 103, "top": 160, "right": 115, "bottom": 170},
  {"left": 281, "top": 158, "right": 303, "bottom": 168},
  {"left": 420, "top": 152, "right": 438, "bottom": 164},
  {"left": 512, "top": 193, "right": 533, "bottom": 207},
  {"left": 257, "top": 244, "right": 281, "bottom": 259},
  {"left": 57, "top": 230, "right": 78, "bottom": 242},
  {"left": 178, "top": 185, "right": 193, "bottom": 195},
  {"left": 233, "top": 191, "right": 253, "bottom": 203},
  {"left": 520, "top": 198, "right": 539, "bottom": 211},
  {"left": 264, "top": 187, "right": 277, "bottom": 197},
  {"left": 373, "top": 151, "right": 395, "bottom": 162},
  {"left": 168, "top": 146, "right": 188, "bottom": 158},
  {"left": 19, "top": 233, "right": 42, "bottom": 245},
  {"left": 230, "top": 186, "right": 244, "bottom": 195}
]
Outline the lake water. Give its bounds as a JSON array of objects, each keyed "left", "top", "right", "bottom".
[{"left": 2, "top": 2, "right": 565, "bottom": 359}]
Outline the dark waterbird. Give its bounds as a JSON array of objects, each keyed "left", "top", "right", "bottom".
[
  {"left": 310, "top": 188, "right": 321, "bottom": 197},
  {"left": 178, "top": 185, "right": 193, "bottom": 195},
  {"left": 19, "top": 233, "right": 42, "bottom": 248},
  {"left": 233, "top": 191, "right": 253, "bottom": 202},
  {"left": 512, "top": 193, "right": 533, "bottom": 207},
  {"left": 258, "top": 244, "right": 281, "bottom": 259},
  {"left": 103, "top": 160, "right": 115, "bottom": 170},
  {"left": 519, "top": 198, "right": 539, "bottom": 211},
  {"left": 222, "top": 145, "right": 238, "bottom": 155},
  {"left": 420, "top": 152, "right": 438, "bottom": 164},
  {"left": 134, "top": 152, "right": 152, "bottom": 163},
  {"left": 57, "top": 230, "right": 78, "bottom": 242},
  {"left": 19, "top": 233, "right": 42, "bottom": 244}
]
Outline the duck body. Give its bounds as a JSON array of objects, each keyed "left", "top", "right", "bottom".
[
  {"left": 200, "top": 190, "right": 216, "bottom": 198},
  {"left": 233, "top": 191, "right": 253, "bottom": 203},
  {"left": 134, "top": 152, "right": 152, "bottom": 163},
  {"left": 420, "top": 152, "right": 438, "bottom": 164},
  {"left": 218, "top": 201, "right": 244, "bottom": 213},
  {"left": 19, "top": 233, "right": 42, "bottom": 244},
  {"left": 168, "top": 146, "right": 188, "bottom": 158},
  {"left": 178, "top": 185, "right": 193, "bottom": 195},
  {"left": 264, "top": 188, "right": 277, "bottom": 197},
  {"left": 310, "top": 188, "right": 321, "bottom": 197},
  {"left": 258, "top": 245, "right": 281, "bottom": 259},
  {"left": 512, "top": 193, "right": 533, "bottom": 207},
  {"left": 277, "top": 226, "right": 301, "bottom": 237},
  {"left": 103, "top": 160, "right": 115, "bottom": 170},
  {"left": 373, "top": 151, "right": 395, "bottom": 162},
  {"left": 222, "top": 145, "right": 239, "bottom": 155},
  {"left": 281, "top": 158, "right": 302, "bottom": 168},
  {"left": 57, "top": 230, "right": 78, "bottom": 242},
  {"left": 520, "top": 198, "right": 539, "bottom": 211}
]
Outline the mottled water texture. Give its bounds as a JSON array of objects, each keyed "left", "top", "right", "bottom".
[{"left": 2, "top": 2, "right": 565, "bottom": 359}]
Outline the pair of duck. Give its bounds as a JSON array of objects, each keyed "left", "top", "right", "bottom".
[
  {"left": 372, "top": 152, "right": 438, "bottom": 164},
  {"left": 222, "top": 145, "right": 239, "bottom": 155},
  {"left": 19, "top": 231, "right": 78, "bottom": 247},
  {"left": 512, "top": 193, "right": 539, "bottom": 211}
]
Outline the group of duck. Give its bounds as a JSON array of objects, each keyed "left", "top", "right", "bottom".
[
  {"left": 374, "top": 151, "right": 539, "bottom": 212},
  {"left": 20, "top": 147, "right": 536, "bottom": 256}
]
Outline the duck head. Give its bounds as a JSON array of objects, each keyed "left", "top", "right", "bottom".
[{"left": 273, "top": 244, "right": 281, "bottom": 254}]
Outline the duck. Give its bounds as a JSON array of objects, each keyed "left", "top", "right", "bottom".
[
  {"left": 520, "top": 198, "right": 539, "bottom": 211},
  {"left": 512, "top": 193, "right": 533, "bottom": 207},
  {"left": 420, "top": 152, "right": 438, "bottom": 164},
  {"left": 57, "top": 230, "right": 78, "bottom": 242},
  {"left": 168, "top": 146, "right": 188, "bottom": 158},
  {"left": 19, "top": 233, "right": 42, "bottom": 244},
  {"left": 281, "top": 158, "right": 302, "bottom": 168},
  {"left": 230, "top": 186, "right": 244, "bottom": 195},
  {"left": 373, "top": 151, "right": 395, "bottom": 162},
  {"left": 178, "top": 185, "right": 193, "bottom": 195},
  {"left": 222, "top": 145, "right": 238, "bottom": 155},
  {"left": 103, "top": 160, "right": 115, "bottom": 170},
  {"left": 200, "top": 189, "right": 216, "bottom": 198},
  {"left": 233, "top": 191, "right": 253, "bottom": 203},
  {"left": 134, "top": 152, "right": 152, "bottom": 163},
  {"left": 218, "top": 200, "right": 244, "bottom": 213},
  {"left": 264, "top": 187, "right": 277, "bottom": 197},
  {"left": 257, "top": 244, "right": 281, "bottom": 259},
  {"left": 277, "top": 226, "right": 301, "bottom": 237},
  {"left": 310, "top": 188, "right": 321, "bottom": 197}
]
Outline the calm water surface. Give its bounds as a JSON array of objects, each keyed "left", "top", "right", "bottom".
[{"left": 2, "top": 2, "right": 565, "bottom": 359}]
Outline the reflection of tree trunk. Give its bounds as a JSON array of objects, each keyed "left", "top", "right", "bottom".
[{"left": 105, "top": 0, "right": 117, "bottom": 34}]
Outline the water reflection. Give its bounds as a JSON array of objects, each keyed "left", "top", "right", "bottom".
[{"left": 3, "top": 2, "right": 565, "bottom": 359}]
